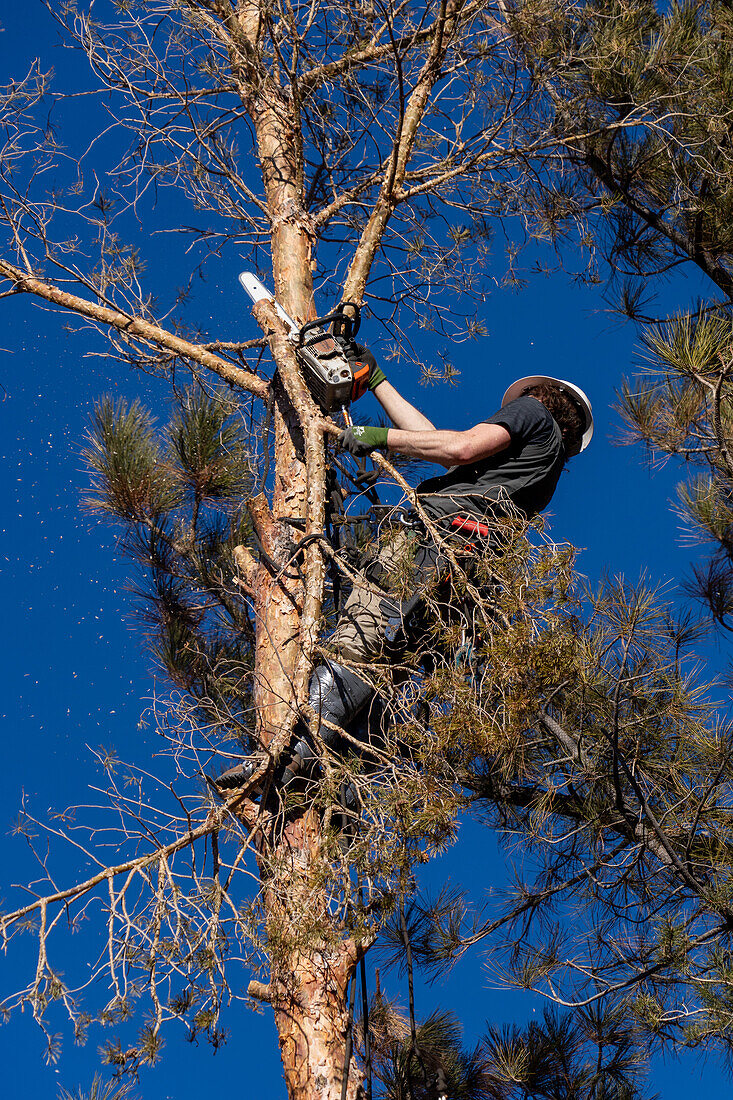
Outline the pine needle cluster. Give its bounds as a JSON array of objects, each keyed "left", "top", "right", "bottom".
[{"left": 83, "top": 386, "right": 256, "bottom": 738}]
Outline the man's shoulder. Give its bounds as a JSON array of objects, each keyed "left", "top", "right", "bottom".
[{"left": 487, "top": 395, "right": 553, "bottom": 438}]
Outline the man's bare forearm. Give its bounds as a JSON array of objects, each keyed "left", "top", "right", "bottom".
[
  {"left": 386, "top": 423, "right": 511, "bottom": 467},
  {"left": 368, "top": 377, "right": 511, "bottom": 466},
  {"left": 384, "top": 428, "right": 472, "bottom": 466},
  {"left": 372, "top": 379, "right": 436, "bottom": 431}
]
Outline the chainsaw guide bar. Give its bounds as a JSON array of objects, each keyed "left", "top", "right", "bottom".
[{"left": 238, "top": 272, "right": 364, "bottom": 414}]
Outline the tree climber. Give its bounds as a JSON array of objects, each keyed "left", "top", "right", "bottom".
[{"left": 215, "top": 356, "right": 593, "bottom": 794}]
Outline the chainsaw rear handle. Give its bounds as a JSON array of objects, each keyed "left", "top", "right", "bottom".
[{"left": 349, "top": 347, "right": 375, "bottom": 402}]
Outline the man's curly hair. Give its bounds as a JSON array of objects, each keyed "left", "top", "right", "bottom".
[{"left": 523, "top": 382, "right": 584, "bottom": 457}]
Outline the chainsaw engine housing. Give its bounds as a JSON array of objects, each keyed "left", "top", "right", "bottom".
[{"left": 298, "top": 327, "right": 354, "bottom": 413}]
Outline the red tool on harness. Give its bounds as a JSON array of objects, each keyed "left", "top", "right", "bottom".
[
  {"left": 449, "top": 514, "right": 492, "bottom": 554},
  {"left": 450, "top": 515, "right": 491, "bottom": 538}
]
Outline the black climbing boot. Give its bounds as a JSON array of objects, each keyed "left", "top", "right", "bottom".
[
  {"left": 213, "top": 754, "right": 265, "bottom": 793},
  {"left": 335, "top": 782, "right": 361, "bottom": 853}
]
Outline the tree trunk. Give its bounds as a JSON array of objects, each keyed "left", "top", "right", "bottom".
[
  {"left": 273, "top": 945, "right": 361, "bottom": 1100},
  {"left": 244, "top": 368, "right": 362, "bottom": 1099},
  {"left": 228, "top": 1, "right": 460, "bottom": 1087},
  {"left": 226, "top": 7, "right": 361, "bottom": 1092},
  {"left": 263, "top": 809, "right": 362, "bottom": 1099}
]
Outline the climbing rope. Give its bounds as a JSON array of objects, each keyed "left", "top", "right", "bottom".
[
  {"left": 400, "top": 893, "right": 427, "bottom": 1100},
  {"left": 359, "top": 878, "right": 373, "bottom": 1100},
  {"left": 340, "top": 967, "right": 358, "bottom": 1100}
]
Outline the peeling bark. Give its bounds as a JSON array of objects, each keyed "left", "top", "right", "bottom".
[{"left": 272, "top": 943, "right": 362, "bottom": 1100}]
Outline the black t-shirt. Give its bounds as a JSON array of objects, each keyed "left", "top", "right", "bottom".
[{"left": 416, "top": 396, "right": 565, "bottom": 522}]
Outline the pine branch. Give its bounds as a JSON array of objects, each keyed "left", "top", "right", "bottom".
[{"left": 0, "top": 258, "right": 269, "bottom": 397}]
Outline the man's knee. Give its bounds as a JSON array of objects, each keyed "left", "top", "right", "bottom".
[{"left": 295, "top": 660, "right": 374, "bottom": 759}]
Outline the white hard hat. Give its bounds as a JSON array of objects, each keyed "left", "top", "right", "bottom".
[{"left": 502, "top": 375, "right": 594, "bottom": 454}]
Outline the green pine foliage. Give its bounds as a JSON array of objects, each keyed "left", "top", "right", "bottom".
[
  {"left": 376, "top": 1008, "right": 487, "bottom": 1100},
  {"left": 363, "top": 571, "right": 733, "bottom": 1063},
  {"left": 480, "top": 1006, "right": 647, "bottom": 1100},
  {"left": 618, "top": 307, "right": 733, "bottom": 627},
  {"left": 507, "top": 0, "right": 733, "bottom": 298},
  {"left": 83, "top": 387, "right": 256, "bottom": 740},
  {"left": 166, "top": 389, "right": 251, "bottom": 503},
  {"left": 83, "top": 397, "right": 182, "bottom": 521},
  {"left": 365, "top": 1003, "right": 648, "bottom": 1100},
  {"left": 57, "top": 1076, "right": 139, "bottom": 1100},
  {"left": 502, "top": 2, "right": 733, "bottom": 631}
]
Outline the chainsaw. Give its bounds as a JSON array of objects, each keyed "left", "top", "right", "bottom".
[{"left": 238, "top": 272, "right": 371, "bottom": 414}]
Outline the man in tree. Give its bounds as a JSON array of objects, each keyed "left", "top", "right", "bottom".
[{"left": 216, "top": 365, "right": 593, "bottom": 792}]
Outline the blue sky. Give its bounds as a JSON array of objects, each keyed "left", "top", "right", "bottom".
[{"left": 0, "top": 4, "right": 729, "bottom": 1098}]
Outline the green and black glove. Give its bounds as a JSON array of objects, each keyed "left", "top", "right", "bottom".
[
  {"left": 364, "top": 350, "right": 387, "bottom": 392},
  {"left": 339, "top": 425, "right": 389, "bottom": 456},
  {"left": 347, "top": 344, "right": 387, "bottom": 401}
]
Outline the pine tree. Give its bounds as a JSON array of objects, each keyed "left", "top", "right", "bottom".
[{"left": 1, "top": 3, "right": 732, "bottom": 1098}]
